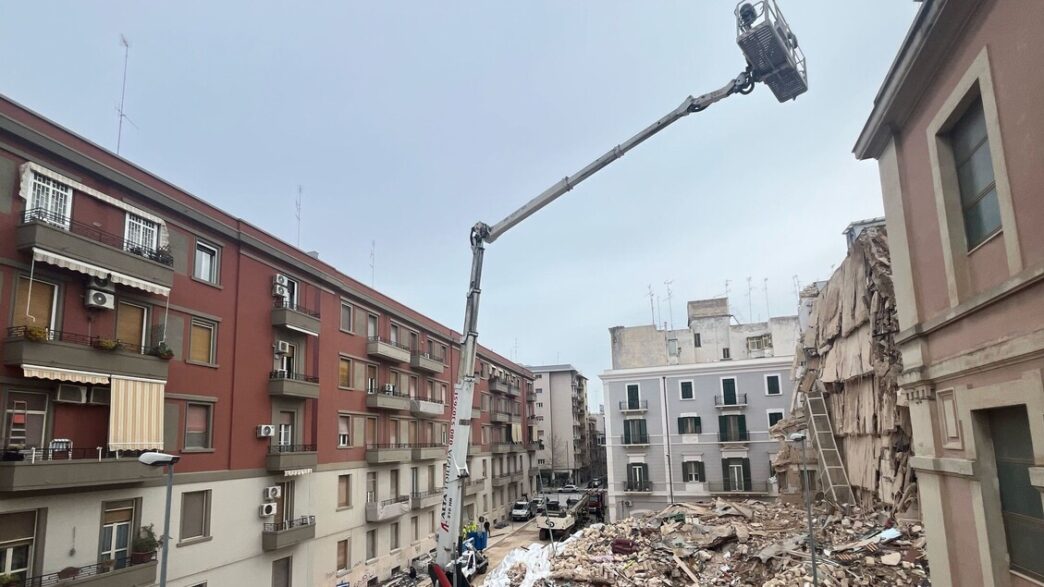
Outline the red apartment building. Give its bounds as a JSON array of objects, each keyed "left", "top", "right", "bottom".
[{"left": 0, "top": 94, "right": 534, "bottom": 587}]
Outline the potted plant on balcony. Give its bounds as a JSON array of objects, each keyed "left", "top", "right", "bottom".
[
  {"left": 151, "top": 342, "right": 175, "bottom": 360},
  {"left": 24, "top": 324, "right": 48, "bottom": 342},
  {"left": 57, "top": 566, "right": 81, "bottom": 580},
  {"left": 130, "top": 524, "right": 159, "bottom": 564},
  {"left": 95, "top": 338, "right": 120, "bottom": 352},
  {"left": 98, "top": 558, "right": 115, "bottom": 573},
  {"left": 0, "top": 573, "right": 20, "bottom": 587}
]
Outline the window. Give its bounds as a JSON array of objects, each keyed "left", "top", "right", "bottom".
[
  {"left": 179, "top": 490, "right": 211, "bottom": 542},
  {"left": 719, "top": 415, "right": 747, "bottom": 442},
  {"left": 337, "top": 539, "right": 350, "bottom": 572},
  {"left": 537, "top": 458, "right": 546, "bottom": 465},
  {"left": 4, "top": 392, "right": 47, "bottom": 448},
  {"left": 116, "top": 301, "right": 148, "bottom": 349},
  {"left": 950, "top": 97, "right": 1001, "bottom": 249},
  {"left": 721, "top": 378, "right": 739, "bottom": 405},
  {"left": 366, "top": 529, "right": 376, "bottom": 560},
  {"left": 411, "top": 516, "right": 419, "bottom": 541},
  {"left": 536, "top": 402, "right": 543, "bottom": 408},
  {"left": 340, "top": 302, "right": 353, "bottom": 332},
  {"left": 535, "top": 388, "right": 542, "bottom": 395},
  {"left": 279, "top": 342, "right": 296, "bottom": 376},
  {"left": 338, "top": 416, "right": 352, "bottom": 448},
  {"left": 667, "top": 338, "right": 679, "bottom": 357},
  {"left": 747, "top": 334, "right": 772, "bottom": 351},
  {"left": 338, "top": 358, "right": 352, "bottom": 388},
  {"left": 682, "top": 461, "right": 705, "bottom": 482},
  {"left": 622, "top": 419, "right": 648, "bottom": 444},
  {"left": 282, "top": 277, "right": 299, "bottom": 310},
  {"left": 694, "top": 333, "right": 701, "bottom": 348},
  {"left": 768, "top": 410, "right": 784, "bottom": 428},
  {"left": 627, "top": 463, "right": 649, "bottom": 490},
  {"left": 125, "top": 213, "right": 160, "bottom": 253},
  {"left": 429, "top": 512, "right": 435, "bottom": 536},
  {"left": 100, "top": 501, "right": 134, "bottom": 568},
  {"left": 722, "top": 347, "right": 731, "bottom": 360},
  {"left": 13, "top": 276, "right": 57, "bottom": 330},
  {"left": 193, "top": 241, "right": 218, "bottom": 283},
  {"left": 678, "top": 416, "right": 702, "bottom": 435},
  {"left": 27, "top": 171, "right": 72, "bottom": 227},
  {"left": 277, "top": 411, "right": 294, "bottom": 446},
  {"left": 189, "top": 320, "right": 216, "bottom": 364},
  {"left": 987, "top": 406, "right": 1044, "bottom": 580},
  {"left": 184, "top": 403, "right": 212, "bottom": 449},
  {"left": 338, "top": 474, "right": 352, "bottom": 508},
  {"left": 366, "top": 472, "right": 377, "bottom": 502},
  {"left": 409, "top": 332, "right": 418, "bottom": 352},
  {"left": 367, "top": 315, "right": 378, "bottom": 338},
  {"left": 272, "top": 557, "right": 291, "bottom": 587},
  {"left": 680, "top": 381, "right": 694, "bottom": 400},
  {"left": 766, "top": 375, "right": 781, "bottom": 396},
  {"left": 390, "top": 324, "right": 400, "bottom": 345},
  {"left": 390, "top": 522, "right": 400, "bottom": 550}
]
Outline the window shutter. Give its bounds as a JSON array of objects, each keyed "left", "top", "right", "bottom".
[
  {"left": 738, "top": 415, "right": 747, "bottom": 439},
  {"left": 697, "top": 461, "right": 705, "bottom": 482},
  {"left": 742, "top": 458, "right": 752, "bottom": 491},
  {"left": 695, "top": 417, "right": 702, "bottom": 434},
  {"left": 721, "top": 459, "right": 730, "bottom": 491},
  {"left": 623, "top": 423, "right": 631, "bottom": 444},
  {"left": 642, "top": 463, "right": 649, "bottom": 487},
  {"left": 676, "top": 417, "right": 684, "bottom": 434},
  {"left": 718, "top": 415, "right": 727, "bottom": 440}
]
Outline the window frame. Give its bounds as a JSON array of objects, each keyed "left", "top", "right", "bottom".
[
  {"left": 124, "top": 213, "right": 160, "bottom": 254},
  {"left": 193, "top": 240, "right": 220, "bottom": 284},
  {"left": 765, "top": 374, "right": 782, "bottom": 396},
  {"left": 679, "top": 380, "right": 694, "bottom": 401},
  {"left": 337, "top": 416, "right": 352, "bottom": 448},
  {"left": 183, "top": 402, "right": 214, "bottom": 451},
  {"left": 948, "top": 98, "right": 1000, "bottom": 250},
  {"left": 338, "top": 357, "right": 353, "bottom": 389},
  {"left": 336, "top": 538, "right": 350, "bottom": 572},
  {"left": 340, "top": 302, "right": 354, "bottom": 333},
  {"left": 682, "top": 460, "right": 704, "bottom": 483},
  {"left": 115, "top": 300, "right": 149, "bottom": 350},
  {"left": 337, "top": 473, "right": 352, "bottom": 508},
  {"left": 28, "top": 171, "right": 73, "bottom": 228},
  {"left": 767, "top": 409, "right": 785, "bottom": 428},
  {"left": 188, "top": 319, "right": 217, "bottom": 365},
  {"left": 12, "top": 275, "right": 59, "bottom": 332},
  {"left": 178, "top": 490, "right": 212, "bottom": 545},
  {"left": 722, "top": 347, "right": 731, "bottom": 360}
]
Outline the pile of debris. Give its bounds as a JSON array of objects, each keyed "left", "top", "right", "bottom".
[{"left": 486, "top": 499, "right": 929, "bottom": 587}]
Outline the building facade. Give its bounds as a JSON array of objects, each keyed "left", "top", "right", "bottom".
[
  {"left": 601, "top": 298, "right": 797, "bottom": 521},
  {"left": 0, "top": 95, "right": 534, "bottom": 587},
  {"left": 854, "top": 1, "right": 1044, "bottom": 584},
  {"left": 587, "top": 410, "right": 607, "bottom": 483},
  {"left": 526, "top": 365, "right": 590, "bottom": 486}
]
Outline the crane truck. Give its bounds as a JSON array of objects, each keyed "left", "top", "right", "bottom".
[{"left": 429, "top": 3, "right": 806, "bottom": 585}]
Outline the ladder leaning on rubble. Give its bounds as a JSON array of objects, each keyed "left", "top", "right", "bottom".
[{"left": 804, "top": 381, "right": 855, "bottom": 506}]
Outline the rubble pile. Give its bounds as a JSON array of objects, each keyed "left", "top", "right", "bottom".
[{"left": 490, "top": 499, "right": 929, "bottom": 587}]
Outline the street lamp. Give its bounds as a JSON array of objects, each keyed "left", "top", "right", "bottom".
[
  {"left": 139, "top": 451, "right": 180, "bottom": 587},
  {"left": 788, "top": 432, "right": 817, "bottom": 586}
]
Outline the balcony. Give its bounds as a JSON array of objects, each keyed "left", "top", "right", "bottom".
[
  {"left": 262, "top": 515, "right": 316, "bottom": 551},
  {"left": 411, "top": 490, "right": 442, "bottom": 510},
  {"left": 621, "top": 433, "right": 650, "bottom": 447},
  {"left": 506, "top": 382, "right": 520, "bottom": 397},
  {"left": 4, "top": 327, "right": 169, "bottom": 381},
  {"left": 526, "top": 441, "right": 543, "bottom": 452},
  {"left": 491, "top": 473, "right": 511, "bottom": 488},
  {"left": 491, "top": 443, "right": 512, "bottom": 454},
  {"left": 367, "top": 336, "right": 411, "bottom": 363},
  {"left": 267, "top": 370, "right": 319, "bottom": 399},
  {"left": 366, "top": 443, "right": 412, "bottom": 464},
  {"left": 271, "top": 299, "right": 321, "bottom": 336},
  {"left": 22, "top": 555, "right": 158, "bottom": 587},
  {"left": 618, "top": 400, "right": 648, "bottom": 413},
  {"left": 410, "top": 352, "right": 445, "bottom": 374},
  {"left": 707, "top": 481, "right": 769, "bottom": 495},
  {"left": 472, "top": 408, "right": 482, "bottom": 420},
  {"left": 623, "top": 481, "right": 653, "bottom": 493},
  {"left": 490, "top": 411, "right": 517, "bottom": 424},
  {"left": 410, "top": 398, "right": 445, "bottom": 418},
  {"left": 488, "top": 377, "right": 509, "bottom": 394},
  {"left": 365, "top": 387, "right": 411, "bottom": 411},
  {"left": 412, "top": 443, "right": 445, "bottom": 461},
  {"left": 366, "top": 496, "right": 410, "bottom": 522},
  {"left": 714, "top": 394, "right": 749, "bottom": 408},
  {"left": 266, "top": 444, "right": 317, "bottom": 472},
  {"left": 17, "top": 209, "right": 174, "bottom": 290},
  {"left": 718, "top": 431, "right": 750, "bottom": 443},
  {"left": 464, "top": 479, "right": 483, "bottom": 495},
  {"left": 0, "top": 447, "right": 163, "bottom": 492}
]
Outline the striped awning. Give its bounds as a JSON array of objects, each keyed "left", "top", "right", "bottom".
[
  {"left": 32, "top": 247, "right": 170, "bottom": 297},
  {"left": 284, "top": 469, "right": 313, "bottom": 477},
  {"left": 22, "top": 365, "right": 110, "bottom": 385},
  {"left": 108, "top": 376, "right": 166, "bottom": 451}
]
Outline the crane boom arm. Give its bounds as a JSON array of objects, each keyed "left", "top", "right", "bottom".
[{"left": 435, "top": 69, "right": 754, "bottom": 570}]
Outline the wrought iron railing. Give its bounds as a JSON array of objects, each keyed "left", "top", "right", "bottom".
[
  {"left": 369, "top": 495, "right": 410, "bottom": 506},
  {"left": 6, "top": 325, "right": 154, "bottom": 355},
  {"left": 621, "top": 433, "right": 649, "bottom": 445},
  {"left": 714, "top": 393, "right": 749, "bottom": 406},
  {"left": 411, "top": 489, "right": 441, "bottom": 500},
  {"left": 368, "top": 336, "right": 412, "bottom": 352},
  {"left": 366, "top": 443, "right": 413, "bottom": 450},
  {"left": 411, "top": 350, "right": 445, "bottom": 364},
  {"left": 268, "top": 370, "right": 320, "bottom": 383},
  {"left": 619, "top": 400, "right": 648, "bottom": 410},
  {"left": 1, "top": 446, "right": 141, "bottom": 463},
  {"left": 273, "top": 297, "right": 321, "bottom": 318},
  {"left": 367, "top": 384, "right": 411, "bottom": 398},
  {"left": 718, "top": 430, "right": 750, "bottom": 442},
  {"left": 22, "top": 207, "right": 174, "bottom": 266},
  {"left": 268, "top": 444, "right": 316, "bottom": 454},
  {"left": 263, "top": 515, "right": 316, "bottom": 532},
  {"left": 624, "top": 481, "right": 652, "bottom": 492},
  {"left": 15, "top": 553, "right": 155, "bottom": 587}
]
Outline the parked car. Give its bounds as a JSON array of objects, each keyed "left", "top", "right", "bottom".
[
  {"left": 531, "top": 499, "right": 545, "bottom": 514},
  {"left": 588, "top": 478, "right": 602, "bottom": 488},
  {"left": 560, "top": 484, "right": 578, "bottom": 493},
  {"left": 511, "top": 500, "right": 535, "bottom": 521}
]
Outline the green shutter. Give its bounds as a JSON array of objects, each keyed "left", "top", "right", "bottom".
[
  {"left": 676, "top": 417, "right": 684, "bottom": 434},
  {"left": 695, "top": 416, "right": 702, "bottom": 434},
  {"left": 742, "top": 458, "right": 752, "bottom": 491},
  {"left": 623, "top": 422, "right": 631, "bottom": 444},
  {"left": 718, "top": 415, "right": 727, "bottom": 441},
  {"left": 721, "top": 459, "right": 730, "bottom": 491},
  {"left": 697, "top": 461, "right": 705, "bottom": 482},
  {"left": 738, "top": 415, "right": 747, "bottom": 440}
]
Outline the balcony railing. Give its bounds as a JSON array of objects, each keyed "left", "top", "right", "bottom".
[
  {"left": 714, "top": 394, "right": 749, "bottom": 407},
  {"left": 370, "top": 495, "right": 410, "bottom": 507},
  {"left": 22, "top": 208, "right": 175, "bottom": 266},
  {"left": 7, "top": 326, "right": 155, "bottom": 356},
  {"left": 618, "top": 400, "right": 648, "bottom": 412},
  {"left": 366, "top": 384, "right": 411, "bottom": 398},
  {"left": 15, "top": 553, "right": 157, "bottom": 587},
  {"left": 718, "top": 431, "right": 750, "bottom": 442},
  {"left": 621, "top": 433, "right": 650, "bottom": 445},
  {"left": 624, "top": 481, "right": 652, "bottom": 492},
  {"left": 268, "top": 444, "right": 317, "bottom": 454},
  {"left": 368, "top": 336, "right": 412, "bottom": 353},
  {"left": 268, "top": 370, "right": 320, "bottom": 384},
  {"left": 272, "top": 298, "right": 321, "bottom": 318},
  {"left": 263, "top": 515, "right": 316, "bottom": 533}
]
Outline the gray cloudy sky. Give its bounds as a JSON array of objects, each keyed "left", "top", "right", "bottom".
[{"left": 1, "top": 1, "right": 918, "bottom": 409}]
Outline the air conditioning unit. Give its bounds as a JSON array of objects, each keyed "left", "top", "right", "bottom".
[
  {"left": 87, "top": 275, "right": 115, "bottom": 293},
  {"left": 383, "top": 384, "right": 396, "bottom": 393},
  {"left": 257, "top": 424, "right": 276, "bottom": 438},
  {"left": 259, "top": 502, "right": 278, "bottom": 517},
  {"left": 273, "top": 274, "right": 289, "bottom": 287},
  {"left": 275, "top": 341, "right": 291, "bottom": 355},
  {"left": 88, "top": 387, "right": 111, "bottom": 405},
  {"left": 272, "top": 283, "right": 288, "bottom": 298},
  {"left": 263, "top": 486, "right": 282, "bottom": 501},
  {"left": 85, "top": 289, "right": 115, "bottom": 310},
  {"left": 56, "top": 384, "right": 87, "bottom": 404}
]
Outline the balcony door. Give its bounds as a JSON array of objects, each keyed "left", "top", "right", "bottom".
[
  {"left": 623, "top": 419, "right": 647, "bottom": 444},
  {"left": 125, "top": 214, "right": 159, "bottom": 254},
  {"left": 276, "top": 481, "right": 294, "bottom": 526},
  {"left": 627, "top": 463, "right": 647, "bottom": 490},
  {"left": 27, "top": 172, "right": 72, "bottom": 227},
  {"left": 116, "top": 302, "right": 148, "bottom": 350},
  {"left": 626, "top": 384, "right": 640, "bottom": 410},
  {"left": 100, "top": 502, "right": 134, "bottom": 568},
  {"left": 722, "top": 378, "right": 737, "bottom": 405},
  {"left": 279, "top": 343, "right": 297, "bottom": 377},
  {"left": 365, "top": 417, "right": 376, "bottom": 447},
  {"left": 409, "top": 421, "right": 418, "bottom": 445},
  {"left": 277, "top": 411, "right": 294, "bottom": 447},
  {"left": 13, "top": 276, "right": 57, "bottom": 331},
  {"left": 366, "top": 365, "right": 378, "bottom": 392},
  {"left": 366, "top": 472, "right": 377, "bottom": 503},
  {"left": 387, "top": 419, "right": 399, "bottom": 445},
  {"left": 411, "top": 467, "right": 419, "bottom": 495},
  {"left": 0, "top": 511, "right": 36, "bottom": 582}
]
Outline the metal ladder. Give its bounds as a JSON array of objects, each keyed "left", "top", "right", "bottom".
[
  {"left": 7, "top": 400, "right": 28, "bottom": 447},
  {"left": 804, "top": 382, "right": 855, "bottom": 505}
]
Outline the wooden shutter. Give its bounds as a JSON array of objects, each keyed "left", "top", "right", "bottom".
[
  {"left": 623, "top": 422, "right": 631, "bottom": 444},
  {"left": 352, "top": 416, "right": 365, "bottom": 447},
  {"left": 339, "top": 358, "right": 351, "bottom": 387},
  {"left": 721, "top": 460, "right": 731, "bottom": 491},
  {"left": 697, "top": 461, "right": 705, "bottom": 482},
  {"left": 190, "top": 323, "right": 213, "bottom": 363},
  {"left": 695, "top": 416, "right": 702, "bottom": 434},
  {"left": 742, "top": 458, "right": 752, "bottom": 491},
  {"left": 13, "top": 277, "right": 56, "bottom": 329},
  {"left": 676, "top": 417, "right": 685, "bottom": 434},
  {"left": 718, "top": 415, "right": 727, "bottom": 441},
  {"left": 116, "top": 302, "right": 146, "bottom": 347},
  {"left": 738, "top": 415, "right": 747, "bottom": 440}
]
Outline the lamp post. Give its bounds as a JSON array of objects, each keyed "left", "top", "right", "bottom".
[
  {"left": 139, "top": 452, "right": 180, "bottom": 587},
  {"left": 789, "top": 432, "right": 818, "bottom": 586}
]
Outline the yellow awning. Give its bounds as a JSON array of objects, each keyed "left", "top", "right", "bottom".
[
  {"left": 108, "top": 376, "right": 165, "bottom": 451},
  {"left": 32, "top": 247, "right": 170, "bottom": 297},
  {"left": 22, "top": 365, "right": 109, "bottom": 385}
]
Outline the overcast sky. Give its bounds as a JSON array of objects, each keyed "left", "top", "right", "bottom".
[{"left": 1, "top": 1, "right": 918, "bottom": 410}]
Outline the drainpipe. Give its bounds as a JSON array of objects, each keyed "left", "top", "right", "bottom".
[{"left": 661, "top": 376, "right": 675, "bottom": 505}]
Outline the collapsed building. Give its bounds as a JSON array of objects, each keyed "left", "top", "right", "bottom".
[{"left": 772, "top": 221, "right": 918, "bottom": 518}]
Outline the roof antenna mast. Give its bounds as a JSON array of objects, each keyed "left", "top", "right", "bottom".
[
  {"left": 295, "top": 185, "right": 303, "bottom": 248},
  {"left": 116, "top": 35, "right": 131, "bottom": 154}
]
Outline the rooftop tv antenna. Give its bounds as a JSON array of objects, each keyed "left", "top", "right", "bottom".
[
  {"left": 369, "top": 240, "right": 376, "bottom": 289},
  {"left": 647, "top": 285, "right": 656, "bottom": 326},
  {"left": 764, "top": 277, "right": 771, "bottom": 320},
  {"left": 747, "top": 276, "right": 753, "bottom": 323},
  {"left": 664, "top": 280, "right": 675, "bottom": 330},
  {"left": 295, "top": 185, "right": 303, "bottom": 248},
  {"left": 116, "top": 35, "right": 132, "bottom": 154}
]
